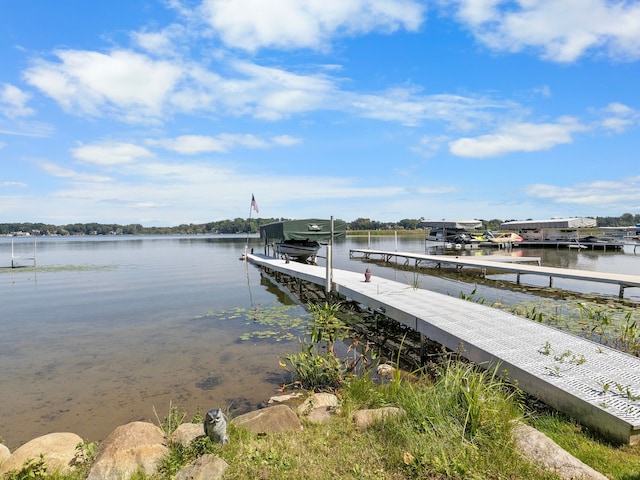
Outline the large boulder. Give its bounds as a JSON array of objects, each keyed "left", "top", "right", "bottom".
[
  {"left": 352, "top": 407, "right": 406, "bottom": 430},
  {"left": 232, "top": 404, "right": 303, "bottom": 435},
  {"left": 0, "top": 443, "right": 10, "bottom": 467},
  {"left": 513, "top": 422, "right": 609, "bottom": 480},
  {"left": 174, "top": 454, "right": 228, "bottom": 480},
  {"left": 0, "top": 432, "right": 83, "bottom": 476},
  {"left": 87, "top": 421, "right": 168, "bottom": 480}
]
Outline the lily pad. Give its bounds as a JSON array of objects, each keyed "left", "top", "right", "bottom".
[{"left": 197, "top": 304, "right": 311, "bottom": 343}]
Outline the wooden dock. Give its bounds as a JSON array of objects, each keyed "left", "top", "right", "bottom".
[
  {"left": 247, "top": 253, "right": 640, "bottom": 445},
  {"left": 349, "top": 248, "right": 640, "bottom": 299}
]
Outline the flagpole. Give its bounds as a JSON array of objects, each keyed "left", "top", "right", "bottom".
[
  {"left": 245, "top": 197, "right": 252, "bottom": 259},
  {"left": 245, "top": 194, "right": 259, "bottom": 260}
]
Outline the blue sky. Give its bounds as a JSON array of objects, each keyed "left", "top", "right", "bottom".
[{"left": 1, "top": 0, "right": 639, "bottom": 226}]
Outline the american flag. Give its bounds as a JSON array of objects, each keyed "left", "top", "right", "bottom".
[{"left": 251, "top": 194, "right": 259, "bottom": 213}]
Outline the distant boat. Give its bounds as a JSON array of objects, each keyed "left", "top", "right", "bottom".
[
  {"left": 488, "top": 232, "right": 524, "bottom": 244},
  {"left": 259, "top": 218, "right": 347, "bottom": 262}
]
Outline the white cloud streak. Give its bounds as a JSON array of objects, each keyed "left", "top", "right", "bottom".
[
  {"left": 449, "top": 118, "right": 587, "bottom": 157},
  {"left": 148, "top": 133, "right": 301, "bottom": 154},
  {"left": 526, "top": 177, "right": 640, "bottom": 208}
]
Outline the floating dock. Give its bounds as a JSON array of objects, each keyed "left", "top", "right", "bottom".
[
  {"left": 349, "top": 248, "right": 640, "bottom": 299},
  {"left": 247, "top": 253, "right": 640, "bottom": 445}
]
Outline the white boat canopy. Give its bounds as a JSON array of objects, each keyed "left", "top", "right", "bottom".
[
  {"left": 500, "top": 217, "right": 597, "bottom": 230},
  {"left": 420, "top": 220, "right": 483, "bottom": 230}
]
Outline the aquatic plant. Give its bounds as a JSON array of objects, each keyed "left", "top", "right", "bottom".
[
  {"left": 281, "top": 301, "right": 373, "bottom": 391},
  {"left": 458, "top": 286, "right": 485, "bottom": 304},
  {"left": 306, "top": 301, "right": 350, "bottom": 355},
  {"left": 195, "top": 304, "right": 310, "bottom": 342}
]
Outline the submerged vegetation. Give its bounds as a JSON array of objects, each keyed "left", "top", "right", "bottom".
[{"left": 194, "top": 304, "right": 310, "bottom": 342}]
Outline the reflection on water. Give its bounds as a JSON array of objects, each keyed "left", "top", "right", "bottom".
[{"left": 1, "top": 234, "right": 639, "bottom": 449}]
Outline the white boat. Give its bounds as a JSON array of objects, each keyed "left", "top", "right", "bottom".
[{"left": 276, "top": 239, "right": 322, "bottom": 260}]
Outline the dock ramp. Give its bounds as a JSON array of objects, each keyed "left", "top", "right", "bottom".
[{"left": 248, "top": 253, "right": 640, "bottom": 445}]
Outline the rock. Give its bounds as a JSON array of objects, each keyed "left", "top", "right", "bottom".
[
  {"left": 174, "top": 454, "right": 228, "bottom": 480},
  {"left": 296, "top": 392, "right": 340, "bottom": 415},
  {"left": 268, "top": 392, "right": 303, "bottom": 403},
  {"left": 171, "top": 423, "right": 205, "bottom": 447},
  {"left": 296, "top": 392, "right": 340, "bottom": 423},
  {"left": 232, "top": 404, "right": 303, "bottom": 435},
  {"left": 377, "top": 364, "right": 420, "bottom": 382},
  {"left": 0, "top": 443, "right": 10, "bottom": 467},
  {"left": 87, "top": 421, "right": 168, "bottom": 480},
  {"left": 513, "top": 422, "right": 609, "bottom": 480},
  {"left": 352, "top": 407, "right": 406, "bottom": 430},
  {"left": 0, "top": 432, "right": 82, "bottom": 476}
]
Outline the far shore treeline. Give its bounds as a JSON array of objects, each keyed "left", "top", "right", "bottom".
[{"left": 1, "top": 213, "right": 640, "bottom": 236}]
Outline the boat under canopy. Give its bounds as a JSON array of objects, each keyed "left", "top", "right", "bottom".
[{"left": 260, "top": 218, "right": 347, "bottom": 262}]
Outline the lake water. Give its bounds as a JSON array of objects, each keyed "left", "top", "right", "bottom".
[{"left": 2, "top": 234, "right": 639, "bottom": 449}]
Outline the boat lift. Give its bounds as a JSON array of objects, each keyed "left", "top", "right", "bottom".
[{"left": 9, "top": 235, "right": 37, "bottom": 268}]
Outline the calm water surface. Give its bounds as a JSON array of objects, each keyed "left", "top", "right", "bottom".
[{"left": 1, "top": 234, "right": 639, "bottom": 449}]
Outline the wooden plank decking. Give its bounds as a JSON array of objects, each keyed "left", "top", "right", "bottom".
[
  {"left": 247, "top": 253, "right": 640, "bottom": 445},
  {"left": 349, "top": 248, "right": 640, "bottom": 299}
]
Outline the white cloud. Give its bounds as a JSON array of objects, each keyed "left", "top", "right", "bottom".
[
  {"left": 39, "top": 161, "right": 113, "bottom": 183},
  {"left": 71, "top": 142, "right": 154, "bottom": 166},
  {"left": 449, "top": 117, "right": 586, "bottom": 158},
  {"left": 131, "top": 24, "right": 186, "bottom": 56},
  {"left": 22, "top": 46, "right": 341, "bottom": 124},
  {"left": 0, "top": 84, "right": 35, "bottom": 118},
  {"left": 199, "top": 0, "right": 425, "bottom": 52},
  {"left": 2, "top": 181, "right": 28, "bottom": 188},
  {"left": 23, "top": 50, "right": 183, "bottom": 123},
  {"left": 596, "top": 102, "right": 640, "bottom": 133},
  {"left": 451, "top": 0, "right": 640, "bottom": 62},
  {"left": 526, "top": 177, "right": 640, "bottom": 207}
]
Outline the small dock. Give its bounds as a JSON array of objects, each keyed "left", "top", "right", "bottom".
[
  {"left": 247, "top": 253, "right": 640, "bottom": 445},
  {"left": 5, "top": 236, "right": 37, "bottom": 268},
  {"left": 519, "top": 240, "right": 624, "bottom": 250},
  {"left": 349, "top": 248, "right": 640, "bottom": 299}
]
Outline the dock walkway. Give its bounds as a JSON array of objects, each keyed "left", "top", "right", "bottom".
[
  {"left": 247, "top": 253, "right": 640, "bottom": 445},
  {"left": 349, "top": 248, "right": 640, "bottom": 299}
]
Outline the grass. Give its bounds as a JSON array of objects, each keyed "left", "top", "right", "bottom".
[
  {"left": 203, "top": 360, "right": 559, "bottom": 480},
  {"left": 5, "top": 360, "right": 637, "bottom": 479}
]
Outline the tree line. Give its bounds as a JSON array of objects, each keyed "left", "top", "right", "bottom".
[{"left": 1, "top": 213, "right": 638, "bottom": 236}]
